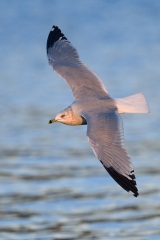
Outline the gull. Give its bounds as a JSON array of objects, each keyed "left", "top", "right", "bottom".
[{"left": 46, "top": 25, "right": 149, "bottom": 197}]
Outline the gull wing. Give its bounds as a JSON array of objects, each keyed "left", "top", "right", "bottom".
[
  {"left": 84, "top": 110, "right": 139, "bottom": 197},
  {"left": 47, "top": 26, "right": 110, "bottom": 100}
]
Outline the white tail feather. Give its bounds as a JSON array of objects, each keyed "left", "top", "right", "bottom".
[{"left": 115, "top": 93, "right": 149, "bottom": 114}]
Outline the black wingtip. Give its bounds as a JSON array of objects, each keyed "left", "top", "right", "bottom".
[
  {"left": 46, "top": 25, "right": 68, "bottom": 52},
  {"left": 101, "top": 162, "right": 139, "bottom": 197}
]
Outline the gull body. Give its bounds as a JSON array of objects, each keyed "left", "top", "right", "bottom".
[
  {"left": 52, "top": 98, "right": 116, "bottom": 125},
  {"left": 46, "top": 26, "right": 149, "bottom": 197}
]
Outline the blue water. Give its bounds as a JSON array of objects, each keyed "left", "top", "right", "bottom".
[{"left": 0, "top": 0, "right": 160, "bottom": 239}]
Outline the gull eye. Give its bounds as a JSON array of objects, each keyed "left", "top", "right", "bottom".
[{"left": 61, "top": 114, "right": 65, "bottom": 118}]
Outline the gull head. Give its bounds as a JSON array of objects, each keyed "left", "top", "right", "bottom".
[
  {"left": 48, "top": 107, "right": 87, "bottom": 126},
  {"left": 48, "top": 110, "right": 72, "bottom": 125}
]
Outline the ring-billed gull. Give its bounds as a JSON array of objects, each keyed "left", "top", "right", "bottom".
[{"left": 46, "top": 26, "right": 149, "bottom": 197}]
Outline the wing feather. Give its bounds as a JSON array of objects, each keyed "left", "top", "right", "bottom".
[
  {"left": 85, "top": 111, "right": 139, "bottom": 197},
  {"left": 47, "top": 26, "right": 110, "bottom": 100}
]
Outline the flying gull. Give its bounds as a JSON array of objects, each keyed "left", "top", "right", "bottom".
[{"left": 46, "top": 25, "right": 149, "bottom": 197}]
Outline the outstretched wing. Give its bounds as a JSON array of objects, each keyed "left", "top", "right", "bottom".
[
  {"left": 84, "top": 110, "right": 139, "bottom": 197},
  {"left": 46, "top": 26, "right": 110, "bottom": 100}
]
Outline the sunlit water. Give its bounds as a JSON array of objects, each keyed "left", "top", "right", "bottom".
[{"left": 0, "top": 1, "right": 160, "bottom": 239}]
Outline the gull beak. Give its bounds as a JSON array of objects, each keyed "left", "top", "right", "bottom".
[{"left": 48, "top": 118, "right": 57, "bottom": 124}]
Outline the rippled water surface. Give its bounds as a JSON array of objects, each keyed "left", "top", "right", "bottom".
[{"left": 0, "top": 1, "right": 160, "bottom": 239}]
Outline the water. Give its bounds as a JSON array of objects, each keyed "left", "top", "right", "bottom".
[{"left": 0, "top": 0, "right": 160, "bottom": 239}]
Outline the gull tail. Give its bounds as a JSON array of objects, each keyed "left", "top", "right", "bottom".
[{"left": 115, "top": 93, "right": 149, "bottom": 114}]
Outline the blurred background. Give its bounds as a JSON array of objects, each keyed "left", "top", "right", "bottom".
[{"left": 0, "top": 0, "right": 160, "bottom": 239}]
